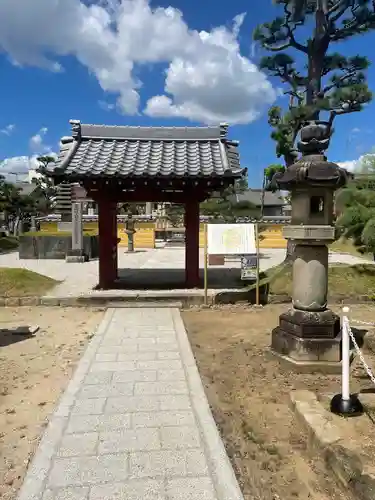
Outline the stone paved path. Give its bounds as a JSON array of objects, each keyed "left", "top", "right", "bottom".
[{"left": 18, "top": 308, "right": 243, "bottom": 500}]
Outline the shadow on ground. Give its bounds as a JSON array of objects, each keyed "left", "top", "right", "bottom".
[
  {"left": 0, "top": 327, "right": 36, "bottom": 348},
  {"left": 108, "top": 267, "right": 246, "bottom": 290}
]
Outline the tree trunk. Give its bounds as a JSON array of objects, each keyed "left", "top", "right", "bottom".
[{"left": 13, "top": 216, "right": 20, "bottom": 236}]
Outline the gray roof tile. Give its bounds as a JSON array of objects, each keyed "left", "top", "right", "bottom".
[
  {"left": 233, "top": 189, "right": 285, "bottom": 207},
  {"left": 47, "top": 121, "right": 242, "bottom": 180}
]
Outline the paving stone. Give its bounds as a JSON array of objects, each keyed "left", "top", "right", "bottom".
[
  {"left": 97, "top": 344, "right": 139, "bottom": 354},
  {"left": 166, "top": 477, "right": 216, "bottom": 500},
  {"left": 157, "top": 352, "right": 180, "bottom": 360},
  {"left": 71, "top": 398, "right": 106, "bottom": 415},
  {"left": 136, "top": 360, "right": 182, "bottom": 371},
  {"left": 129, "top": 449, "right": 209, "bottom": 478},
  {"left": 140, "top": 330, "right": 176, "bottom": 338},
  {"left": 89, "top": 479, "right": 166, "bottom": 500},
  {"left": 138, "top": 342, "right": 179, "bottom": 352},
  {"left": 66, "top": 414, "right": 131, "bottom": 434},
  {"left": 156, "top": 337, "right": 178, "bottom": 344},
  {"left": 132, "top": 411, "right": 195, "bottom": 428},
  {"left": 79, "top": 382, "right": 134, "bottom": 399},
  {"left": 43, "top": 486, "right": 90, "bottom": 500},
  {"left": 83, "top": 372, "right": 113, "bottom": 385},
  {"left": 90, "top": 361, "right": 136, "bottom": 372},
  {"left": 160, "top": 426, "right": 201, "bottom": 449},
  {"left": 95, "top": 353, "right": 117, "bottom": 362},
  {"left": 157, "top": 370, "right": 185, "bottom": 381},
  {"left": 105, "top": 396, "right": 159, "bottom": 413},
  {"left": 112, "top": 370, "right": 157, "bottom": 383},
  {"left": 98, "top": 428, "right": 161, "bottom": 453},
  {"left": 117, "top": 352, "right": 156, "bottom": 362},
  {"left": 57, "top": 433, "right": 98, "bottom": 457},
  {"left": 102, "top": 337, "right": 139, "bottom": 348},
  {"left": 134, "top": 381, "right": 188, "bottom": 396},
  {"left": 115, "top": 330, "right": 139, "bottom": 339},
  {"left": 48, "top": 454, "right": 129, "bottom": 488},
  {"left": 158, "top": 395, "right": 192, "bottom": 411},
  {"left": 132, "top": 338, "right": 156, "bottom": 346}
]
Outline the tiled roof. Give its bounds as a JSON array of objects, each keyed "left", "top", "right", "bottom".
[
  {"left": 46, "top": 121, "right": 243, "bottom": 180},
  {"left": 233, "top": 189, "right": 285, "bottom": 207}
]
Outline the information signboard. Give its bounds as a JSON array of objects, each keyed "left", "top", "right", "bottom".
[{"left": 207, "top": 224, "right": 256, "bottom": 255}]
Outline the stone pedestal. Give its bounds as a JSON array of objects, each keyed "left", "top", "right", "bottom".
[
  {"left": 66, "top": 202, "right": 85, "bottom": 263},
  {"left": 125, "top": 230, "right": 136, "bottom": 252},
  {"left": 272, "top": 235, "right": 342, "bottom": 373},
  {"left": 271, "top": 308, "right": 343, "bottom": 373}
]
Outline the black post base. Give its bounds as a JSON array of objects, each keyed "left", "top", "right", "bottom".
[{"left": 330, "top": 393, "right": 364, "bottom": 417}]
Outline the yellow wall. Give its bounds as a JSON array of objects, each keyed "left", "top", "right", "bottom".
[
  {"left": 39, "top": 222, "right": 58, "bottom": 232},
  {"left": 118, "top": 228, "right": 156, "bottom": 249},
  {"left": 39, "top": 220, "right": 286, "bottom": 249},
  {"left": 259, "top": 224, "right": 287, "bottom": 249}
]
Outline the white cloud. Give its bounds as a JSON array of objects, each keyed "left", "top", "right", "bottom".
[
  {"left": 0, "top": 124, "right": 15, "bottom": 136},
  {"left": 0, "top": 152, "right": 58, "bottom": 181},
  {"left": 338, "top": 153, "right": 375, "bottom": 173},
  {"left": 0, "top": 0, "right": 276, "bottom": 125},
  {"left": 0, "top": 156, "right": 40, "bottom": 181},
  {"left": 29, "top": 127, "right": 50, "bottom": 153}
]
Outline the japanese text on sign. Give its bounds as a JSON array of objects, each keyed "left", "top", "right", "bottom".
[{"left": 207, "top": 224, "right": 256, "bottom": 255}]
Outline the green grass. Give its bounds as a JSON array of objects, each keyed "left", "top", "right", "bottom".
[
  {"left": 0, "top": 268, "right": 59, "bottom": 297},
  {"left": 330, "top": 238, "right": 373, "bottom": 260},
  {"left": 269, "top": 263, "right": 375, "bottom": 298},
  {"left": 0, "top": 236, "right": 19, "bottom": 252}
]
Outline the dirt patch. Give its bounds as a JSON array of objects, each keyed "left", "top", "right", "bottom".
[
  {"left": 182, "top": 304, "right": 375, "bottom": 500},
  {"left": 0, "top": 307, "right": 104, "bottom": 500}
]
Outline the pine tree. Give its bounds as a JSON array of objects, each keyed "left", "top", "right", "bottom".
[{"left": 254, "top": 0, "right": 374, "bottom": 167}]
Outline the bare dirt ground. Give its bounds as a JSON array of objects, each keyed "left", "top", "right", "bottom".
[
  {"left": 0, "top": 307, "right": 104, "bottom": 500},
  {"left": 182, "top": 304, "right": 375, "bottom": 500}
]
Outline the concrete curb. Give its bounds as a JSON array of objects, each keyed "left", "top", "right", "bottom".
[
  {"left": 2, "top": 293, "right": 375, "bottom": 308},
  {"left": 172, "top": 308, "right": 244, "bottom": 500},
  {"left": 289, "top": 390, "right": 375, "bottom": 500},
  {"left": 17, "top": 308, "right": 115, "bottom": 500}
]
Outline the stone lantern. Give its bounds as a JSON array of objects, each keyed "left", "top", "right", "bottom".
[{"left": 271, "top": 121, "right": 349, "bottom": 373}]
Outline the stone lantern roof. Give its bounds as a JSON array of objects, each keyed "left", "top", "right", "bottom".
[{"left": 272, "top": 121, "right": 349, "bottom": 191}]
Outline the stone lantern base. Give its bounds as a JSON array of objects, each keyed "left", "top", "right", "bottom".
[{"left": 271, "top": 308, "right": 344, "bottom": 373}]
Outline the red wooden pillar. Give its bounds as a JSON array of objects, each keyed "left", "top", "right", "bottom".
[
  {"left": 97, "top": 198, "right": 118, "bottom": 289},
  {"left": 185, "top": 199, "right": 200, "bottom": 288}
]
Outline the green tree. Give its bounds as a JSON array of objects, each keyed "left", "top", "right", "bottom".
[
  {"left": 254, "top": 0, "right": 374, "bottom": 167},
  {"left": 31, "top": 155, "right": 58, "bottom": 215},
  {"left": 165, "top": 204, "right": 185, "bottom": 227},
  {"left": 335, "top": 155, "right": 375, "bottom": 257},
  {"left": 200, "top": 171, "right": 259, "bottom": 222},
  {"left": 0, "top": 176, "right": 34, "bottom": 234}
]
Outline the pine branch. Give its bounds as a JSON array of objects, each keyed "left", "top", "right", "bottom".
[{"left": 328, "top": 0, "right": 353, "bottom": 23}]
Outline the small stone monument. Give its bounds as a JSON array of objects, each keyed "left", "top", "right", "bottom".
[
  {"left": 271, "top": 121, "right": 348, "bottom": 373},
  {"left": 125, "top": 212, "right": 136, "bottom": 252},
  {"left": 66, "top": 202, "right": 85, "bottom": 263},
  {"left": 30, "top": 216, "right": 37, "bottom": 232}
]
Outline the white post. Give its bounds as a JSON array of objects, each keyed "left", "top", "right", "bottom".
[{"left": 342, "top": 306, "right": 350, "bottom": 401}]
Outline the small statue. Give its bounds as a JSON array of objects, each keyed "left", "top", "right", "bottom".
[
  {"left": 125, "top": 211, "right": 136, "bottom": 252},
  {"left": 125, "top": 212, "right": 135, "bottom": 232}
]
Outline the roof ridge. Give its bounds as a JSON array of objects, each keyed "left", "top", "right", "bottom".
[{"left": 68, "top": 120, "right": 229, "bottom": 140}]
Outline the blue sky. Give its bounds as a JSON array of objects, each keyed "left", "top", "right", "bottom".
[{"left": 1, "top": 0, "right": 375, "bottom": 186}]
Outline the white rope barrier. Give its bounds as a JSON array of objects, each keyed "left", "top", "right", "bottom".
[{"left": 330, "top": 307, "right": 365, "bottom": 417}]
